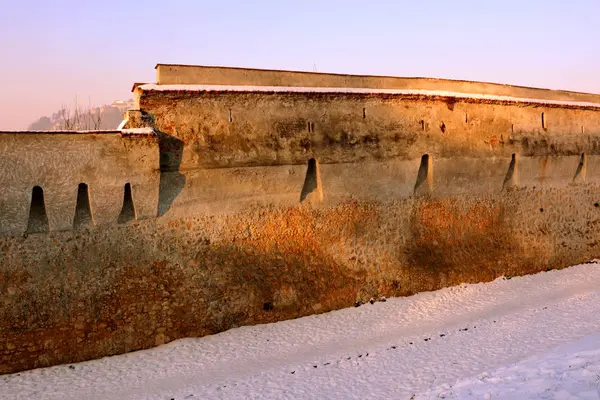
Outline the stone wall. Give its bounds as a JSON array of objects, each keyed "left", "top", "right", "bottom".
[
  {"left": 156, "top": 64, "right": 600, "bottom": 103},
  {"left": 3, "top": 81, "right": 600, "bottom": 374},
  {"left": 2, "top": 176, "right": 600, "bottom": 374},
  {"left": 134, "top": 86, "right": 600, "bottom": 172},
  {"left": 0, "top": 131, "right": 160, "bottom": 236}
]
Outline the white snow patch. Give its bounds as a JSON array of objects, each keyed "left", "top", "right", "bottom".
[
  {"left": 417, "top": 333, "right": 600, "bottom": 400},
  {"left": 120, "top": 127, "right": 154, "bottom": 135},
  {"left": 116, "top": 119, "right": 128, "bottom": 130},
  {"left": 3, "top": 261, "right": 600, "bottom": 399},
  {"left": 0, "top": 129, "right": 123, "bottom": 134},
  {"left": 0, "top": 128, "right": 154, "bottom": 135},
  {"left": 139, "top": 83, "right": 600, "bottom": 109}
]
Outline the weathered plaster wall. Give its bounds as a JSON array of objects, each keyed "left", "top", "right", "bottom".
[
  {"left": 3, "top": 85, "right": 600, "bottom": 374},
  {"left": 135, "top": 88, "right": 600, "bottom": 171},
  {"left": 0, "top": 132, "right": 160, "bottom": 236},
  {"left": 156, "top": 64, "right": 600, "bottom": 103}
]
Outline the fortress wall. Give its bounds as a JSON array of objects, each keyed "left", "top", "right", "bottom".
[
  {"left": 155, "top": 154, "right": 595, "bottom": 221},
  {"left": 156, "top": 64, "right": 600, "bottom": 103},
  {"left": 136, "top": 88, "right": 600, "bottom": 174},
  {"left": 4, "top": 86, "right": 600, "bottom": 374},
  {"left": 2, "top": 174, "right": 600, "bottom": 374},
  {"left": 0, "top": 132, "right": 160, "bottom": 236}
]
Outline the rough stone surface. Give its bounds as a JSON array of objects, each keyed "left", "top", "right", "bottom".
[
  {"left": 155, "top": 64, "right": 600, "bottom": 104},
  {"left": 0, "top": 132, "right": 159, "bottom": 235},
  {"left": 2, "top": 71, "right": 600, "bottom": 374},
  {"left": 2, "top": 185, "right": 600, "bottom": 374},
  {"left": 134, "top": 89, "right": 600, "bottom": 171}
]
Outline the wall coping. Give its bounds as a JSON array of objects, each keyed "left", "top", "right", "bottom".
[
  {"left": 138, "top": 84, "right": 600, "bottom": 110},
  {"left": 0, "top": 128, "right": 156, "bottom": 136},
  {"left": 154, "top": 64, "right": 600, "bottom": 101}
]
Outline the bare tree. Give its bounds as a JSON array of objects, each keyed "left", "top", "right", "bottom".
[
  {"left": 57, "top": 97, "right": 103, "bottom": 130},
  {"left": 86, "top": 97, "right": 103, "bottom": 130}
]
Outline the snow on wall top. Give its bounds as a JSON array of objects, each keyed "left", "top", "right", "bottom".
[
  {"left": 139, "top": 84, "right": 600, "bottom": 109},
  {"left": 0, "top": 127, "right": 155, "bottom": 136}
]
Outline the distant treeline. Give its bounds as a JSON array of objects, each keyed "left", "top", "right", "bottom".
[{"left": 28, "top": 99, "right": 135, "bottom": 131}]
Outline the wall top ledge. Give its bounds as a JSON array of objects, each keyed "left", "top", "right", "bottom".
[
  {"left": 138, "top": 84, "right": 600, "bottom": 110},
  {"left": 0, "top": 127, "right": 156, "bottom": 136}
]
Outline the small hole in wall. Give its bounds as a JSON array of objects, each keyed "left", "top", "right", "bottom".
[
  {"left": 413, "top": 154, "right": 431, "bottom": 195},
  {"left": 574, "top": 152, "right": 586, "bottom": 182},
  {"left": 363, "top": 108, "right": 366, "bottom": 119},
  {"left": 511, "top": 124, "right": 514, "bottom": 134},
  {"left": 540, "top": 208, "right": 544, "bottom": 213},
  {"left": 465, "top": 113, "right": 468, "bottom": 123},
  {"left": 503, "top": 153, "right": 517, "bottom": 190},
  {"left": 595, "top": 202, "right": 599, "bottom": 208},
  {"left": 26, "top": 186, "right": 49, "bottom": 234},
  {"left": 228, "top": 109, "right": 233, "bottom": 123},
  {"left": 300, "top": 158, "right": 320, "bottom": 202},
  {"left": 307, "top": 121, "right": 311, "bottom": 132},
  {"left": 263, "top": 302, "right": 273, "bottom": 311},
  {"left": 541, "top": 112, "right": 547, "bottom": 130},
  {"left": 117, "top": 183, "right": 136, "bottom": 224},
  {"left": 440, "top": 122, "right": 446, "bottom": 133},
  {"left": 311, "top": 122, "right": 315, "bottom": 132},
  {"left": 73, "top": 183, "right": 93, "bottom": 229},
  {"left": 420, "top": 120, "right": 425, "bottom": 130}
]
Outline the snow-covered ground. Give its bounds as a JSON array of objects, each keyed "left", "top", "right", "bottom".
[
  {"left": 417, "top": 334, "right": 600, "bottom": 399},
  {"left": 3, "top": 261, "right": 600, "bottom": 400}
]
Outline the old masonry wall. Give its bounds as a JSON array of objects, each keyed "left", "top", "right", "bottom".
[{"left": 2, "top": 83, "right": 600, "bottom": 374}]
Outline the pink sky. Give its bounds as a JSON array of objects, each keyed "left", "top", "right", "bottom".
[{"left": 1, "top": 0, "right": 599, "bottom": 130}]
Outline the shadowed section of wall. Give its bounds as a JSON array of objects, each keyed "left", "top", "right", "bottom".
[
  {"left": 155, "top": 64, "right": 600, "bottom": 104},
  {"left": 414, "top": 154, "right": 432, "bottom": 196},
  {"left": 503, "top": 154, "right": 519, "bottom": 190},
  {"left": 26, "top": 186, "right": 49, "bottom": 234},
  {"left": 0, "top": 133, "right": 160, "bottom": 235},
  {"left": 300, "top": 158, "right": 322, "bottom": 203},
  {"left": 73, "top": 183, "right": 93, "bottom": 229},
  {"left": 574, "top": 153, "right": 587, "bottom": 183},
  {"left": 117, "top": 183, "right": 136, "bottom": 224},
  {"left": 157, "top": 132, "right": 185, "bottom": 217}
]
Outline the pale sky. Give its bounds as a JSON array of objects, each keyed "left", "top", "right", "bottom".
[{"left": 1, "top": 0, "right": 599, "bottom": 130}]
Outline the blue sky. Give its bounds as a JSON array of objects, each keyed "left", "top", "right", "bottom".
[{"left": 1, "top": 0, "right": 599, "bottom": 129}]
